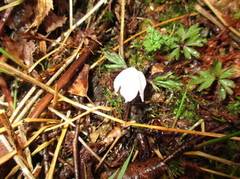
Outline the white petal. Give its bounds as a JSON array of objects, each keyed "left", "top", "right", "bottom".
[
  {"left": 114, "top": 67, "right": 146, "bottom": 103},
  {"left": 137, "top": 70, "right": 147, "bottom": 102}
]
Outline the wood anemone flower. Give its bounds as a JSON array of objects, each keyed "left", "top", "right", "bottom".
[{"left": 114, "top": 67, "right": 147, "bottom": 102}]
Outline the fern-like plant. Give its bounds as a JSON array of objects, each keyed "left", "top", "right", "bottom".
[{"left": 143, "top": 26, "right": 178, "bottom": 52}]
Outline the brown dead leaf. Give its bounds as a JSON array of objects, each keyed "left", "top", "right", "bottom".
[
  {"left": 6, "top": 3, "right": 34, "bottom": 32},
  {"left": 28, "top": 0, "right": 53, "bottom": 30},
  {"left": 151, "top": 63, "right": 166, "bottom": 75},
  {"left": 89, "top": 124, "right": 112, "bottom": 143},
  {"left": 68, "top": 64, "right": 90, "bottom": 97},
  {"left": 42, "top": 11, "right": 67, "bottom": 33},
  {"left": 2, "top": 36, "right": 36, "bottom": 67}
]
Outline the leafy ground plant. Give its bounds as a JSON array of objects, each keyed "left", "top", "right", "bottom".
[
  {"left": 168, "top": 24, "right": 207, "bottom": 61},
  {"left": 150, "top": 72, "right": 183, "bottom": 92},
  {"left": 190, "top": 59, "right": 236, "bottom": 100},
  {"left": 143, "top": 26, "right": 178, "bottom": 52},
  {"left": 142, "top": 24, "right": 206, "bottom": 61}
]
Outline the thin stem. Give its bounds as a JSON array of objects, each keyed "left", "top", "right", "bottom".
[{"left": 119, "top": 0, "right": 125, "bottom": 57}]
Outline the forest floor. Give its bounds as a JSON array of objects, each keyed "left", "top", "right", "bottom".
[{"left": 0, "top": 0, "right": 240, "bottom": 178}]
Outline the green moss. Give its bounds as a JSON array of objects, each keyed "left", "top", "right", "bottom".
[{"left": 104, "top": 88, "right": 124, "bottom": 118}]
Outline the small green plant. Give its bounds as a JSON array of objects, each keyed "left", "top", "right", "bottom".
[
  {"left": 142, "top": 25, "right": 206, "bottom": 61},
  {"left": 143, "top": 26, "right": 178, "bottom": 52},
  {"left": 103, "top": 51, "right": 127, "bottom": 69},
  {"left": 150, "top": 72, "right": 183, "bottom": 92},
  {"left": 189, "top": 59, "right": 236, "bottom": 100},
  {"left": 168, "top": 25, "right": 206, "bottom": 61}
]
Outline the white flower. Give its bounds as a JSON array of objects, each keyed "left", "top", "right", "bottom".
[{"left": 114, "top": 67, "right": 147, "bottom": 102}]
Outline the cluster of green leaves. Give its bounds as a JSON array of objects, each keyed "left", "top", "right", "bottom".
[
  {"left": 142, "top": 25, "right": 206, "bottom": 61},
  {"left": 151, "top": 72, "right": 183, "bottom": 92},
  {"left": 143, "top": 26, "right": 178, "bottom": 52},
  {"left": 190, "top": 59, "right": 236, "bottom": 100},
  {"left": 103, "top": 51, "right": 127, "bottom": 69},
  {"left": 168, "top": 25, "right": 207, "bottom": 61}
]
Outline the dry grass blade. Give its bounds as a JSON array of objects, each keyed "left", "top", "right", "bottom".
[
  {"left": 0, "top": 149, "right": 16, "bottom": 165},
  {"left": 31, "top": 138, "right": 56, "bottom": 156},
  {"left": 184, "top": 151, "right": 240, "bottom": 167},
  {"left": 0, "top": 135, "right": 35, "bottom": 179},
  {"left": 48, "top": 106, "right": 75, "bottom": 127},
  {"left": 46, "top": 123, "right": 69, "bottom": 179},
  {"left": 203, "top": 0, "right": 240, "bottom": 38},
  {"left": 0, "top": 119, "right": 59, "bottom": 135},
  {"left": 119, "top": 0, "right": 125, "bottom": 56},
  {"left": 78, "top": 136, "right": 102, "bottom": 163},
  {"left": 199, "top": 166, "right": 240, "bottom": 179},
  {"left": 11, "top": 43, "right": 84, "bottom": 123},
  {"left": 0, "top": 124, "right": 55, "bottom": 168},
  {"left": 0, "top": 0, "right": 24, "bottom": 12},
  {"left": 96, "top": 128, "right": 126, "bottom": 170}
]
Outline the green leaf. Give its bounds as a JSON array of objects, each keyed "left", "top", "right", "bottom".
[
  {"left": 187, "top": 47, "right": 200, "bottom": 58},
  {"left": 219, "top": 67, "right": 235, "bottom": 79},
  {"left": 177, "top": 26, "right": 185, "bottom": 39},
  {"left": 183, "top": 46, "right": 200, "bottom": 59},
  {"left": 168, "top": 47, "right": 180, "bottom": 61},
  {"left": 117, "top": 147, "right": 134, "bottom": 179},
  {"left": 151, "top": 82, "right": 161, "bottom": 92},
  {"left": 219, "top": 86, "right": 227, "bottom": 99},
  {"left": 185, "top": 39, "right": 205, "bottom": 47},
  {"left": 189, "top": 76, "right": 204, "bottom": 85},
  {"left": 220, "top": 79, "right": 236, "bottom": 88},
  {"left": 183, "top": 46, "right": 191, "bottom": 59},
  {"left": 108, "top": 169, "right": 120, "bottom": 179},
  {"left": 210, "top": 59, "right": 222, "bottom": 76},
  {"left": 184, "top": 25, "right": 201, "bottom": 40},
  {"left": 153, "top": 72, "right": 183, "bottom": 91},
  {"left": 197, "top": 78, "right": 214, "bottom": 91},
  {"left": 105, "top": 64, "right": 125, "bottom": 69},
  {"left": 193, "top": 70, "right": 215, "bottom": 91},
  {"left": 197, "top": 70, "right": 214, "bottom": 79},
  {"left": 155, "top": 80, "right": 182, "bottom": 90},
  {"left": 103, "top": 51, "right": 127, "bottom": 69}
]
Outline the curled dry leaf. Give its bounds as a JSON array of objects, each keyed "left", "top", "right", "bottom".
[
  {"left": 68, "top": 64, "right": 90, "bottom": 97},
  {"left": 28, "top": 0, "right": 53, "bottom": 30},
  {"left": 42, "top": 11, "right": 67, "bottom": 33},
  {"left": 2, "top": 36, "right": 36, "bottom": 67}
]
